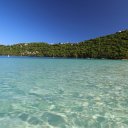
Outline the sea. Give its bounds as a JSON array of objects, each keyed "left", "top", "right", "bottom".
[{"left": 0, "top": 56, "right": 128, "bottom": 128}]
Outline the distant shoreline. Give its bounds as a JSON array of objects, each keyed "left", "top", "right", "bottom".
[
  {"left": 0, "top": 30, "right": 128, "bottom": 59},
  {"left": 0, "top": 55, "right": 128, "bottom": 60}
]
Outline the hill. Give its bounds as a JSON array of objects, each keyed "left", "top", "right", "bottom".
[{"left": 0, "top": 30, "right": 128, "bottom": 59}]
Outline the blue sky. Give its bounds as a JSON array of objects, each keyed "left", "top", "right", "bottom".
[{"left": 0, "top": 0, "right": 128, "bottom": 44}]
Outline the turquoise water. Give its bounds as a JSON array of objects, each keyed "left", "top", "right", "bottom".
[{"left": 0, "top": 57, "right": 128, "bottom": 128}]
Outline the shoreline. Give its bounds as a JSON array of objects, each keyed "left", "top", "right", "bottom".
[{"left": 0, "top": 55, "right": 128, "bottom": 60}]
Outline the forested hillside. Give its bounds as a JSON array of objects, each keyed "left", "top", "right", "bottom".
[{"left": 0, "top": 30, "right": 128, "bottom": 59}]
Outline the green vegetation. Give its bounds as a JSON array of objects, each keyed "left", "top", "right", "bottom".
[{"left": 0, "top": 30, "right": 128, "bottom": 59}]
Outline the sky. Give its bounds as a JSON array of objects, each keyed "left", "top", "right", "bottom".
[{"left": 0, "top": 0, "right": 128, "bottom": 45}]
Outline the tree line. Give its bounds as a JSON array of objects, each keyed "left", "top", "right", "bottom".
[{"left": 0, "top": 30, "right": 128, "bottom": 59}]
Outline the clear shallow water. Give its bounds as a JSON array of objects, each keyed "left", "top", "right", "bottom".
[{"left": 0, "top": 57, "right": 128, "bottom": 128}]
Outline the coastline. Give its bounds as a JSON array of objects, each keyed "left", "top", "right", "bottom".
[{"left": 0, "top": 55, "right": 128, "bottom": 60}]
